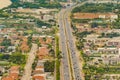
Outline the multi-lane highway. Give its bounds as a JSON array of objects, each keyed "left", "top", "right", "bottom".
[
  {"left": 64, "top": 9, "right": 82, "bottom": 80},
  {"left": 58, "top": 9, "right": 72, "bottom": 80},
  {"left": 58, "top": 0, "right": 91, "bottom": 79},
  {"left": 58, "top": 4, "right": 82, "bottom": 80}
]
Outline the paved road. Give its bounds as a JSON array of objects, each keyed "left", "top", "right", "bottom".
[
  {"left": 58, "top": 2, "right": 87, "bottom": 80},
  {"left": 21, "top": 43, "right": 38, "bottom": 80},
  {"left": 58, "top": 10, "right": 71, "bottom": 80},
  {"left": 64, "top": 10, "right": 82, "bottom": 80}
]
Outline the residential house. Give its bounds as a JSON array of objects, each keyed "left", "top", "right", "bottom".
[
  {"left": 106, "top": 37, "right": 120, "bottom": 47},
  {"left": 33, "top": 76, "right": 45, "bottom": 80},
  {"left": 0, "top": 46, "right": 5, "bottom": 53},
  {"left": 73, "top": 13, "right": 118, "bottom": 20},
  {"left": 39, "top": 36, "right": 53, "bottom": 46},
  {"left": 2, "top": 66, "right": 20, "bottom": 80},
  {"left": 20, "top": 37, "right": 30, "bottom": 53},
  {"left": 37, "top": 47, "right": 49, "bottom": 60},
  {"left": 84, "top": 34, "right": 110, "bottom": 47},
  {"left": 0, "top": 66, "right": 5, "bottom": 75},
  {"left": 102, "top": 55, "right": 120, "bottom": 65},
  {"left": 97, "top": 47, "right": 120, "bottom": 54},
  {"left": 32, "top": 60, "right": 46, "bottom": 80}
]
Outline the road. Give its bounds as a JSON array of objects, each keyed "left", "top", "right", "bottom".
[
  {"left": 63, "top": 9, "right": 82, "bottom": 80},
  {"left": 58, "top": 2, "right": 87, "bottom": 80},
  {"left": 58, "top": 10, "right": 72, "bottom": 80},
  {"left": 21, "top": 43, "right": 38, "bottom": 80}
]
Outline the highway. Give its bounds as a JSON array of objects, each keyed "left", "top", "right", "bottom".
[
  {"left": 58, "top": 1, "right": 86, "bottom": 80},
  {"left": 58, "top": 10, "right": 71, "bottom": 80},
  {"left": 64, "top": 9, "right": 82, "bottom": 80}
]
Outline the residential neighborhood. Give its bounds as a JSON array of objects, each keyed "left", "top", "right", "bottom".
[{"left": 72, "top": 1, "right": 120, "bottom": 80}]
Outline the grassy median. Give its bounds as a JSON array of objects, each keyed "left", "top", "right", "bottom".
[{"left": 55, "top": 34, "right": 61, "bottom": 80}]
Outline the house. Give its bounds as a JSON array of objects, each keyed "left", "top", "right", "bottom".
[
  {"left": 0, "top": 66, "right": 5, "bottom": 74},
  {"left": 35, "top": 66, "right": 44, "bottom": 72},
  {"left": 97, "top": 47, "right": 120, "bottom": 54},
  {"left": 103, "top": 74, "right": 120, "bottom": 80},
  {"left": 42, "top": 26, "right": 47, "bottom": 29},
  {"left": 0, "top": 46, "right": 5, "bottom": 53},
  {"left": 20, "top": 37, "right": 30, "bottom": 53},
  {"left": 102, "top": 55, "right": 120, "bottom": 65},
  {"left": 73, "top": 13, "right": 118, "bottom": 20},
  {"left": 0, "top": 25, "right": 6, "bottom": 32},
  {"left": 33, "top": 66, "right": 45, "bottom": 76},
  {"left": 106, "top": 37, "right": 120, "bottom": 47},
  {"left": 20, "top": 41, "right": 29, "bottom": 53},
  {"left": 7, "top": 46, "right": 16, "bottom": 53},
  {"left": 33, "top": 76, "right": 45, "bottom": 80},
  {"left": 37, "top": 47, "right": 49, "bottom": 60},
  {"left": 39, "top": 36, "right": 53, "bottom": 45},
  {"left": 84, "top": 34, "right": 110, "bottom": 47},
  {"left": 84, "top": 34, "right": 100, "bottom": 42},
  {"left": 9, "top": 66, "right": 20, "bottom": 74},
  {"left": 2, "top": 66, "right": 20, "bottom": 80},
  {"left": 32, "top": 61, "right": 46, "bottom": 80},
  {"left": 2, "top": 77, "right": 14, "bottom": 80}
]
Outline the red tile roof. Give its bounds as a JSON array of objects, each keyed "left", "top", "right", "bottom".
[
  {"left": 20, "top": 41, "right": 29, "bottom": 52},
  {"left": 2, "top": 77, "right": 14, "bottom": 80},
  {"left": 33, "top": 76, "right": 45, "bottom": 80},
  {"left": 39, "top": 37, "right": 52, "bottom": 45},
  {"left": 73, "top": 13, "right": 116, "bottom": 19},
  {"left": 2, "top": 66, "right": 20, "bottom": 80},
  {"left": 37, "top": 47, "right": 49, "bottom": 59},
  {"left": 9, "top": 73, "right": 19, "bottom": 80},
  {"left": 33, "top": 70, "right": 44, "bottom": 74},
  {"left": 10, "top": 66, "right": 19, "bottom": 71}
]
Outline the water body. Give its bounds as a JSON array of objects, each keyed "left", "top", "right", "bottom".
[{"left": 0, "top": 0, "right": 12, "bottom": 9}]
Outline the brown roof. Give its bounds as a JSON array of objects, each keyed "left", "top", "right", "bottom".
[
  {"left": 10, "top": 66, "right": 19, "bottom": 71},
  {"left": 9, "top": 73, "right": 19, "bottom": 80},
  {"left": 39, "top": 37, "right": 52, "bottom": 45},
  {"left": 73, "top": 13, "right": 116, "bottom": 19},
  {"left": 2, "top": 77, "right": 14, "bottom": 80},
  {"left": 33, "top": 76, "right": 45, "bottom": 80},
  {"left": 37, "top": 47, "right": 49, "bottom": 59},
  {"left": 33, "top": 70, "right": 44, "bottom": 74},
  {"left": 2, "top": 73, "right": 19, "bottom": 80},
  {"left": 36, "top": 66, "right": 44, "bottom": 68},
  {"left": 20, "top": 41, "right": 29, "bottom": 52}
]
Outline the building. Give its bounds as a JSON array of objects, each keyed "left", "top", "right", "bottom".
[
  {"left": 102, "top": 55, "right": 120, "bottom": 65},
  {"left": 0, "top": 46, "right": 5, "bottom": 53},
  {"left": 37, "top": 47, "right": 49, "bottom": 60},
  {"left": 2, "top": 66, "right": 20, "bottom": 80},
  {"left": 73, "top": 13, "right": 118, "bottom": 20},
  {"left": 97, "top": 47, "right": 120, "bottom": 54},
  {"left": 106, "top": 37, "right": 120, "bottom": 47},
  {"left": 20, "top": 0, "right": 34, "bottom": 2},
  {"left": 84, "top": 34, "right": 110, "bottom": 47}
]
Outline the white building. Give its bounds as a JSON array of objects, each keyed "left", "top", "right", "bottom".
[{"left": 20, "top": 0, "right": 34, "bottom": 2}]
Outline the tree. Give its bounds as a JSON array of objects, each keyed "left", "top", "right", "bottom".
[
  {"left": 0, "top": 38, "right": 12, "bottom": 47},
  {"left": 9, "top": 53, "right": 26, "bottom": 65},
  {"left": 91, "top": 23, "right": 98, "bottom": 28},
  {"left": 27, "top": 35, "right": 32, "bottom": 48},
  {"left": 43, "top": 37, "right": 46, "bottom": 42},
  {"left": 35, "top": 38, "right": 41, "bottom": 47},
  {"left": 44, "top": 61, "right": 55, "bottom": 72}
]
